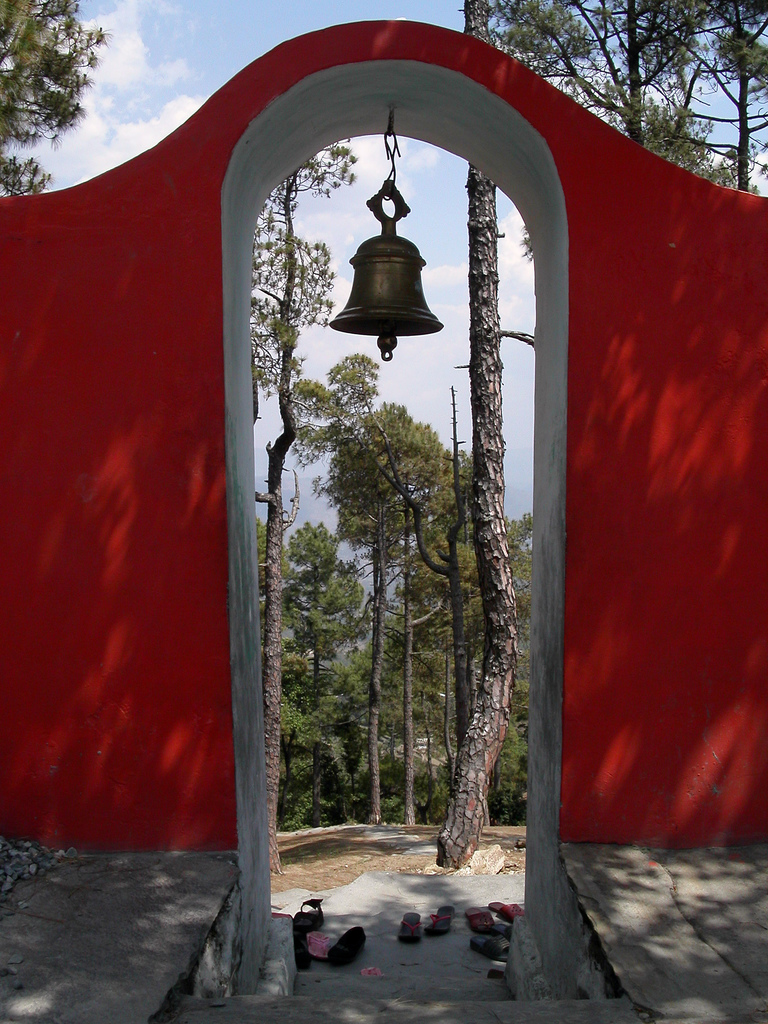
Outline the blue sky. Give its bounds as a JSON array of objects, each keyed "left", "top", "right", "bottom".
[{"left": 34, "top": 1, "right": 540, "bottom": 518}]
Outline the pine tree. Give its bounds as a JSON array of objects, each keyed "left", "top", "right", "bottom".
[
  {"left": 436, "top": 0, "right": 520, "bottom": 868},
  {"left": 694, "top": 0, "right": 768, "bottom": 190},
  {"left": 252, "top": 145, "right": 355, "bottom": 870},
  {"left": 0, "top": 0, "right": 105, "bottom": 195},
  {"left": 283, "top": 523, "right": 364, "bottom": 828},
  {"left": 493, "top": 0, "right": 768, "bottom": 186}
]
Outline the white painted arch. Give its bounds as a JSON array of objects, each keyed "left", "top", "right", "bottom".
[{"left": 222, "top": 60, "right": 570, "bottom": 992}]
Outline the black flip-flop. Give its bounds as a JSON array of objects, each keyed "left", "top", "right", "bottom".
[
  {"left": 293, "top": 932, "right": 311, "bottom": 970},
  {"left": 470, "top": 933, "right": 510, "bottom": 961},
  {"left": 327, "top": 926, "right": 366, "bottom": 965},
  {"left": 398, "top": 913, "right": 422, "bottom": 942},
  {"left": 293, "top": 898, "right": 324, "bottom": 934},
  {"left": 424, "top": 905, "right": 454, "bottom": 936}
]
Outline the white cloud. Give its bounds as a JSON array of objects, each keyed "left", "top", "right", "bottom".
[
  {"left": 91, "top": 94, "right": 205, "bottom": 175},
  {"left": 497, "top": 207, "right": 535, "bottom": 334},
  {"left": 87, "top": 0, "right": 191, "bottom": 92},
  {"left": 422, "top": 263, "right": 468, "bottom": 291},
  {"left": 35, "top": 0, "right": 202, "bottom": 188},
  {"left": 42, "top": 91, "right": 205, "bottom": 187}
]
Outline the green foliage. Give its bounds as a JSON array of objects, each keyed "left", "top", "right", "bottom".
[
  {"left": 251, "top": 146, "right": 356, "bottom": 419},
  {"left": 0, "top": 0, "right": 106, "bottom": 195},
  {"left": 694, "top": 0, "right": 768, "bottom": 189},
  {"left": 277, "top": 524, "right": 366, "bottom": 826},
  {"left": 492, "top": 0, "right": 743, "bottom": 183},
  {"left": 284, "top": 522, "right": 364, "bottom": 660},
  {"left": 283, "top": 349, "right": 535, "bottom": 830},
  {"left": 488, "top": 777, "right": 528, "bottom": 825}
]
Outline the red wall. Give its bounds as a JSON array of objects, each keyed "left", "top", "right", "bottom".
[
  {"left": 560, "top": 158, "right": 768, "bottom": 845},
  {"left": 1, "top": 22, "right": 767, "bottom": 849}
]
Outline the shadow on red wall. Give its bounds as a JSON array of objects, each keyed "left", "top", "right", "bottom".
[
  {"left": 561, "top": 170, "right": 768, "bottom": 846},
  {"left": 0, "top": 20, "right": 767, "bottom": 850}
]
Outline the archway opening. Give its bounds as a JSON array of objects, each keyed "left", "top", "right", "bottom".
[{"left": 222, "top": 58, "right": 568, "bottom": 990}]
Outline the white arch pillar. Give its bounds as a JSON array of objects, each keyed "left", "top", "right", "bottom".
[{"left": 222, "top": 60, "right": 571, "bottom": 993}]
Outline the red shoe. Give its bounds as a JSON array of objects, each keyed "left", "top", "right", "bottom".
[
  {"left": 465, "top": 907, "right": 494, "bottom": 932},
  {"left": 488, "top": 901, "right": 524, "bottom": 923}
]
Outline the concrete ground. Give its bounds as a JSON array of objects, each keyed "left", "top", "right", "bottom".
[
  {"left": 0, "top": 851, "right": 237, "bottom": 1024},
  {"left": 2, "top": 834, "right": 767, "bottom": 1023},
  {"left": 563, "top": 843, "right": 768, "bottom": 1022},
  {"left": 272, "top": 871, "right": 525, "bottom": 1003}
]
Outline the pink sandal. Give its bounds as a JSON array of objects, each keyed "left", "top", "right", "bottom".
[{"left": 307, "top": 931, "right": 332, "bottom": 960}]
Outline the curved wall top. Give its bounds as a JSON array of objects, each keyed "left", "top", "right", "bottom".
[{"left": 2, "top": 20, "right": 768, "bottom": 864}]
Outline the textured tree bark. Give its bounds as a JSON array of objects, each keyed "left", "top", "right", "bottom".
[
  {"left": 312, "top": 742, "right": 322, "bottom": 829},
  {"left": 448, "top": 388, "right": 470, "bottom": 747},
  {"left": 257, "top": 175, "right": 300, "bottom": 875},
  {"left": 261, "top": 469, "right": 286, "bottom": 873},
  {"left": 367, "top": 503, "right": 386, "bottom": 825},
  {"left": 279, "top": 733, "right": 294, "bottom": 828},
  {"left": 443, "top": 645, "right": 456, "bottom": 792},
  {"left": 312, "top": 646, "right": 322, "bottom": 828},
  {"left": 403, "top": 507, "right": 415, "bottom": 826},
  {"left": 436, "top": 0, "right": 518, "bottom": 868}
]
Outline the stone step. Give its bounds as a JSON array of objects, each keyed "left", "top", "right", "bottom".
[{"left": 174, "top": 994, "right": 641, "bottom": 1023}]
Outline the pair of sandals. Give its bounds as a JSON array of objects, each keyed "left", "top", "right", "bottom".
[
  {"left": 397, "top": 905, "right": 455, "bottom": 942},
  {"left": 465, "top": 901, "right": 524, "bottom": 962},
  {"left": 293, "top": 898, "right": 366, "bottom": 968}
]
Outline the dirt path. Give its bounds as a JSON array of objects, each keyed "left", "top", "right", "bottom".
[{"left": 272, "top": 825, "right": 526, "bottom": 893}]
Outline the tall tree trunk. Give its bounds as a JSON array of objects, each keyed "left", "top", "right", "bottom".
[
  {"left": 261, "top": 462, "right": 285, "bottom": 874},
  {"left": 403, "top": 506, "right": 416, "bottom": 825},
  {"left": 736, "top": 30, "right": 751, "bottom": 193},
  {"left": 424, "top": 692, "right": 434, "bottom": 821},
  {"left": 376, "top": 398, "right": 469, "bottom": 750},
  {"left": 312, "top": 742, "right": 322, "bottom": 828},
  {"left": 368, "top": 503, "right": 387, "bottom": 824},
  {"left": 312, "top": 646, "right": 322, "bottom": 828},
  {"left": 437, "top": 0, "right": 518, "bottom": 867},
  {"left": 448, "top": 387, "right": 470, "bottom": 747},
  {"left": 255, "top": 174, "right": 300, "bottom": 874},
  {"left": 279, "top": 733, "right": 293, "bottom": 828},
  {"left": 625, "top": 0, "right": 644, "bottom": 145},
  {"left": 444, "top": 643, "right": 456, "bottom": 792}
]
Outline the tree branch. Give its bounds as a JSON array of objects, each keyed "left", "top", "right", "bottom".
[
  {"left": 282, "top": 470, "right": 301, "bottom": 528},
  {"left": 373, "top": 426, "right": 449, "bottom": 577},
  {"left": 500, "top": 329, "right": 535, "bottom": 347}
]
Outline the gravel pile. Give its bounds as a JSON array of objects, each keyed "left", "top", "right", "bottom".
[{"left": 0, "top": 835, "right": 69, "bottom": 902}]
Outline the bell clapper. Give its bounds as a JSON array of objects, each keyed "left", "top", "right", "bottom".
[{"left": 377, "top": 332, "right": 397, "bottom": 361}]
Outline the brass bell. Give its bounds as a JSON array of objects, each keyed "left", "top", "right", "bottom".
[{"left": 330, "top": 179, "right": 443, "bottom": 361}]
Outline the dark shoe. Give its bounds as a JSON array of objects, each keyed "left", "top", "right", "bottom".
[
  {"left": 293, "top": 898, "right": 324, "bottom": 934},
  {"left": 294, "top": 932, "right": 311, "bottom": 969},
  {"left": 424, "top": 905, "right": 454, "bottom": 936},
  {"left": 470, "top": 933, "right": 510, "bottom": 961},
  {"left": 328, "top": 926, "right": 366, "bottom": 965},
  {"left": 397, "top": 913, "right": 422, "bottom": 942}
]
